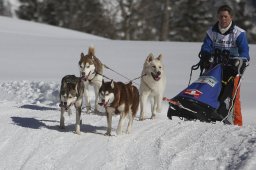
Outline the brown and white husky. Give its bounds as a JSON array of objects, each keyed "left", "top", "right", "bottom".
[
  {"left": 78, "top": 47, "right": 104, "bottom": 113},
  {"left": 99, "top": 80, "right": 139, "bottom": 136}
]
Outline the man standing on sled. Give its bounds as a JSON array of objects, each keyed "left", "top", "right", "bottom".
[{"left": 200, "top": 5, "right": 250, "bottom": 126}]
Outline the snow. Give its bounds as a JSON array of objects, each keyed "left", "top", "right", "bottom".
[{"left": 0, "top": 16, "right": 256, "bottom": 170}]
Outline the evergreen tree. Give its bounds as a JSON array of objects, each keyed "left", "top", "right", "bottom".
[
  {"left": 14, "top": 0, "right": 256, "bottom": 42},
  {"left": 17, "top": 0, "right": 42, "bottom": 21},
  {"left": 168, "top": 0, "right": 215, "bottom": 42},
  {"left": 0, "top": 0, "right": 4, "bottom": 15},
  {"left": 17, "top": 0, "right": 115, "bottom": 38},
  {"left": 0, "top": 0, "right": 11, "bottom": 16}
]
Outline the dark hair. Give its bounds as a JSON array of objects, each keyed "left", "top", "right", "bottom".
[{"left": 217, "top": 5, "right": 233, "bottom": 16}]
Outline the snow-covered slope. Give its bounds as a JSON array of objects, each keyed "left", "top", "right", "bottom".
[{"left": 0, "top": 16, "right": 256, "bottom": 170}]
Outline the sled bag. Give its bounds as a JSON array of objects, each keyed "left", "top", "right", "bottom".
[
  {"left": 167, "top": 64, "right": 223, "bottom": 121},
  {"left": 181, "top": 64, "right": 222, "bottom": 108}
]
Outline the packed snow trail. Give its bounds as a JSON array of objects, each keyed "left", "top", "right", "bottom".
[{"left": 0, "top": 81, "right": 256, "bottom": 170}]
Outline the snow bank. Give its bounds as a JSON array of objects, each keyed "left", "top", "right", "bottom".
[{"left": 0, "top": 81, "right": 59, "bottom": 106}]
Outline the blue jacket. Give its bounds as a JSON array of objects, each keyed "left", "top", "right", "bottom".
[{"left": 201, "top": 22, "right": 250, "bottom": 61}]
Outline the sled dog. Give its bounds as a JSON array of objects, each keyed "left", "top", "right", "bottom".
[
  {"left": 79, "top": 47, "right": 104, "bottom": 113},
  {"left": 99, "top": 80, "right": 139, "bottom": 136},
  {"left": 59, "top": 75, "right": 84, "bottom": 134},
  {"left": 139, "top": 53, "right": 166, "bottom": 120}
]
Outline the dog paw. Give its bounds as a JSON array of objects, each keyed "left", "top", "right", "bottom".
[
  {"left": 94, "top": 108, "right": 101, "bottom": 113},
  {"left": 75, "top": 131, "right": 81, "bottom": 135},
  {"left": 116, "top": 131, "right": 122, "bottom": 135},
  {"left": 85, "top": 110, "right": 91, "bottom": 114},
  {"left": 151, "top": 115, "right": 156, "bottom": 119},
  {"left": 139, "top": 117, "right": 145, "bottom": 121},
  {"left": 104, "top": 132, "right": 111, "bottom": 136}
]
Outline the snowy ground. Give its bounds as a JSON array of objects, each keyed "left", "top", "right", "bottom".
[{"left": 0, "top": 16, "right": 256, "bottom": 170}]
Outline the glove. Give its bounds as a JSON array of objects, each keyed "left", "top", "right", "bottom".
[
  {"left": 221, "top": 50, "right": 230, "bottom": 65},
  {"left": 199, "top": 51, "right": 214, "bottom": 70},
  {"left": 200, "top": 51, "right": 211, "bottom": 60},
  {"left": 229, "top": 58, "right": 248, "bottom": 75}
]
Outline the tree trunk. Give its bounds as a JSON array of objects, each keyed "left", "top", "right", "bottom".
[{"left": 159, "top": 0, "right": 170, "bottom": 41}]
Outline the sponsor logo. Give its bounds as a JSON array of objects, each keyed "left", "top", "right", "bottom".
[
  {"left": 195, "top": 76, "right": 218, "bottom": 87},
  {"left": 183, "top": 89, "right": 203, "bottom": 98},
  {"left": 214, "top": 39, "right": 235, "bottom": 46}
]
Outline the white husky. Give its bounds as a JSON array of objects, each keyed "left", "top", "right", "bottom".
[{"left": 139, "top": 53, "right": 166, "bottom": 120}]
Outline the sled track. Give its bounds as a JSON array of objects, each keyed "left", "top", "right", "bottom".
[{"left": 1, "top": 101, "right": 256, "bottom": 170}]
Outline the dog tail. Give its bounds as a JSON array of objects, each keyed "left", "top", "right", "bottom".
[
  {"left": 131, "top": 86, "right": 140, "bottom": 117},
  {"left": 88, "top": 46, "right": 95, "bottom": 56}
]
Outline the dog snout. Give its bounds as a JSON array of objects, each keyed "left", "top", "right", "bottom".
[
  {"left": 63, "top": 102, "right": 68, "bottom": 107},
  {"left": 59, "top": 102, "right": 67, "bottom": 108},
  {"left": 81, "top": 72, "right": 85, "bottom": 76},
  {"left": 157, "top": 71, "right": 161, "bottom": 76}
]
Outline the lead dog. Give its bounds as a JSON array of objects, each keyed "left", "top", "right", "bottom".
[
  {"left": 59, "top": 75, "right": 84, "bottom": 134},
  {"left": 78, "top": 47, "right": 104, "bottom": 113},
  {"left": 99, "top": 80, "right": 139, "bottom": 136},
  {"left": 139, "top": 53, "right": 166, "bottom": 120}
]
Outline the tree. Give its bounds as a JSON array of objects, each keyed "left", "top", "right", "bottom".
[
  {"left": 159, "top": 0, "right": 170, "bottom": 41},
  {"left": 0, "top": 0, "right": 4, "bottom": 15},
  {"left": 16, "top": 0, "right": 42, "bottom": 21},
  {"left": 0, "top": 0, "right": 12, "bottom": 16},
  {"left": 16, "top": 0, "right": 116, "bottom": 38},
  {"left": 14, "top": 0, "right": 256, "bottom": 42},
  {"left": 168, "top": 0, "right": 215, "bottom": 42}
]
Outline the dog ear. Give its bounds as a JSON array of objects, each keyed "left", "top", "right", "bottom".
[
  {"left": 62, "top": 82, "right": 67, "bottom": 90},
  {"left": 146, "top": 53, "right": 154, "bottom": 63},
  {"left": 111, "top": 80, "right": 114, "bottom": 89},
  {"left": 157, "top": 54, "right": 163, "bottom": 61},
  {"left": 79, "top": 53, "right": 84, "bottom": 66},
  {"left": 80, "top": 53, "right": 85, "bottom": 62}
]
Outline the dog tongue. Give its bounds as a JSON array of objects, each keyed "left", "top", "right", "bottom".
[
  {"left": 151, "top": 73, "right": 160, "bottom": 81},
  {"left": 155, "top": 76, "right": 160, "bottom": 81},
  {"left": 154, "top": 75, "right": 160, "bottom": 81},
  {"left": 98, "top": 102, "right": 108, "bottom": 107}
]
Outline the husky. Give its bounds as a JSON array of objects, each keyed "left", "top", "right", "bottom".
[
  {"left": 98, "top": 80, "right": 139, "bottom": 136},
  {"left": 139, "top": 53, "right": 166, "bottom": 120},
  {"left": 59, "top": 75, "right": 84, "bottom": 134},
  {"left": 78, "top": 47, "right": 104, "bottom": 113}
]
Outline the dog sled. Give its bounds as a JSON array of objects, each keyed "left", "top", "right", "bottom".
[{"left": 165, "top": 49, "right": 248, "bottom": 124}]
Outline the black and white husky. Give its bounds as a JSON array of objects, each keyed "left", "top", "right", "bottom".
[
  {"left": 59, "top": 75, "right": 84, "bottom": 134},
  {"left": 79, "top": 47, "right": 104, "bottom": 113},
  {"left": 139, "top": 53, "right": 166, "bottom": 120}
]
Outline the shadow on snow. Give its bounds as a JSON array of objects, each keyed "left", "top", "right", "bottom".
[
  {"left": 19, "top": 104, "right": 58, "bottom": 111},
  {"left": 10, "top": 116, "right": 106, "bottom": 135}
]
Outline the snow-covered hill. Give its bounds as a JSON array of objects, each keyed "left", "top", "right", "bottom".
[{"left": 0, "top": 16, "right": 256, "bottom": 170}]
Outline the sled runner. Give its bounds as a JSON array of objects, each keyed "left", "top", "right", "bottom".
[{"left": 166, "top": 49, "right": 247, "bottom": 124}]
